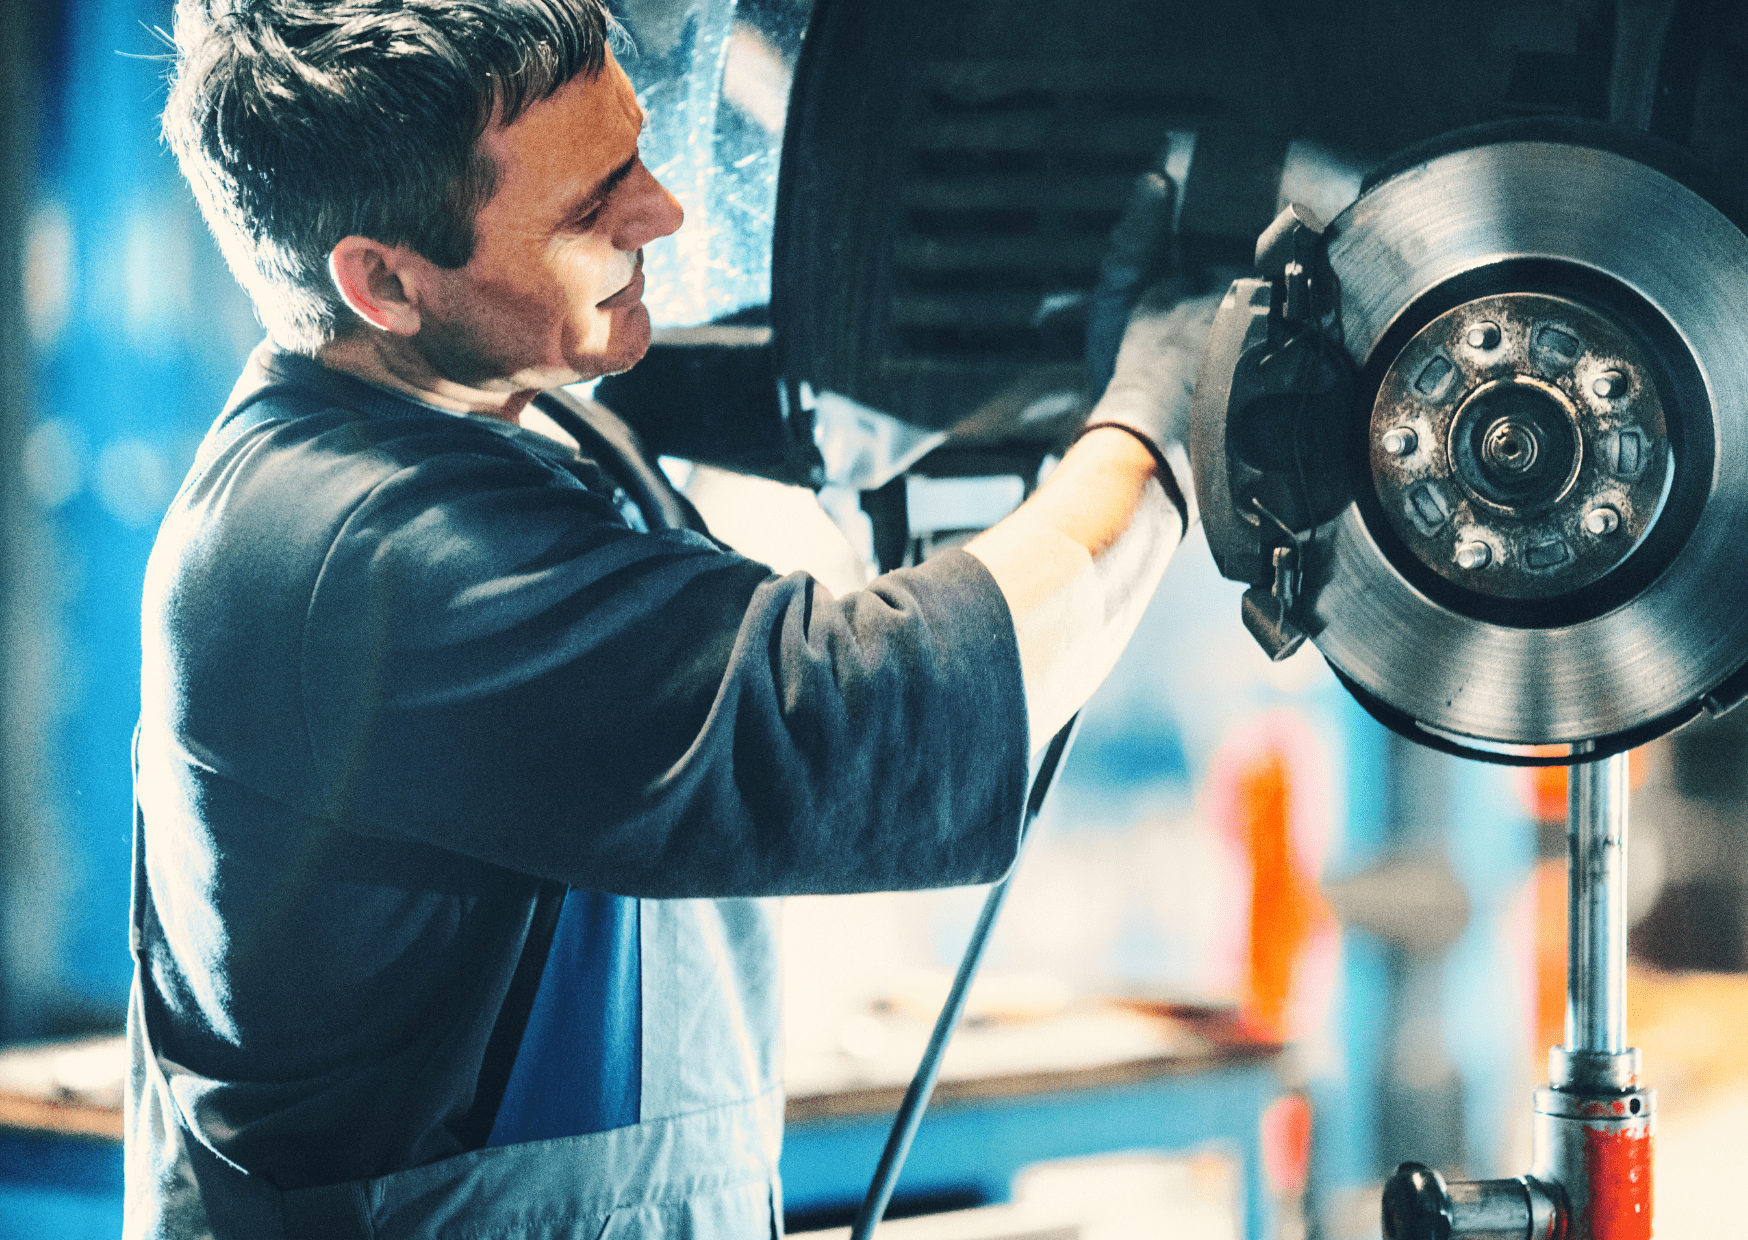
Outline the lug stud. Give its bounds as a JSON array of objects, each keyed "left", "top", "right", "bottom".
[
  {"left": 1593, "top": 370, "right": 1628, "bottom": 399},
  {"left": 1466, "top": 322, "right": 1502, "bottom": 350},
  {"left": 1584, "top": 506, "right": 1621, "bottom": 536},
  {"left": 1382, "top": 427, "right": 1418, "bottom": 456},
  {"left": 1455, "top": 541, "right": 1492, "bottom": 570}
]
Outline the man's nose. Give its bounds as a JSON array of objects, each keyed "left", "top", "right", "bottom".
[{"left": 615, "top": 162, "right": 684, "bottom": 252}]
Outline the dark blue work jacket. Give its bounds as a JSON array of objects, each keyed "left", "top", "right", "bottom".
[{"left": 124, "top": 344, "right": 1029, "bottom": 1238}]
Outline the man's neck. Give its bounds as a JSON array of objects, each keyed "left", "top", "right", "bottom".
[{"left": 314, "top": 332, "right": 535, "bottom": 423}]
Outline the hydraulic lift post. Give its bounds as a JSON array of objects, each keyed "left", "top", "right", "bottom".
[{"left": 1384, "top": 750, "right": 1654, "bottom": 1239}]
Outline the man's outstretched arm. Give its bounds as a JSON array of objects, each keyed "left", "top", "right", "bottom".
[{"left": 967, "top": 290, "right": 1218, "bottom": 753}]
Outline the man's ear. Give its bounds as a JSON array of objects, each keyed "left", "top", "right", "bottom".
[{"left": 328, "top": 237, "right": 429, "bottom": 335}]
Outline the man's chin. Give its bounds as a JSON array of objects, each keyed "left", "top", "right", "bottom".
[{"left": 588, "top": 306, "right": 653, "bottom": 379}]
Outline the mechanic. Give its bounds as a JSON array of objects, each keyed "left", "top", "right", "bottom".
[{"left": 128, "top": 1, "right": 1209, "bottom": 1236}]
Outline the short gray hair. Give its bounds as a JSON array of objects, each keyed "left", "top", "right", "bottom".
[{"left": 164, "top": 0, "right": 614, "bottom": 353}]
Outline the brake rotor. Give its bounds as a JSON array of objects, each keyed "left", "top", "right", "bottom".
[{"left": 1307, "top": 138, "right": 1748, "bottom": 754}]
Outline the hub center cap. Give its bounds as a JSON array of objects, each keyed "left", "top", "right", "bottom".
[{"left": 1453, "top": 377, "right": 1580, "bottom": 511}]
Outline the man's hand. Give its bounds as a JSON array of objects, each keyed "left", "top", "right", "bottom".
[
  {"left": 961, "top": 167, "right": 1228, "bottom": 752},
  {"left": 967, "top": 285, "right": 1223, "bottom": 751},
  {"left": 1081, "top": 286, "right": 1221, "bottom": 531},
  {"left": 1085, "top": 170, "right": 1176, "bottom": 397},
  {"left": 1079, "top": 165, "right": 1218, "bottom": 531}
]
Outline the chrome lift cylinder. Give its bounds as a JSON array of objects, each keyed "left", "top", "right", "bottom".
[
  {"left": 1567, "top": 756, "right": 1630, "bottom": 1053},
  {"left": 1528, "top": 753, "right": 1654, "bottom": 1240}
]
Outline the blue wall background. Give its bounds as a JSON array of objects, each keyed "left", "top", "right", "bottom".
[{"left": 11, "top": 0, "right": 260, "bottom": 1039}]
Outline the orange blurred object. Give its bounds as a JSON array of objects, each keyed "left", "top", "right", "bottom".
[
  {"left": 1208, "top": 715, "right": 1338, "bottom": 1044},
  {"left": 1240, "top": 748, "right": 1314, "bottom": 1039},
  {"left": 1527, "top": 765, "right": 1570, "bottom": 826}
]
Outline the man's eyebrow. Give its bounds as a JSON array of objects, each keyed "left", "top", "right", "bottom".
[{"left": 564, "top": 151, "right": 639, "bottom": 222}]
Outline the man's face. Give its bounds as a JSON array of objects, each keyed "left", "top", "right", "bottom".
[{"left": 414, "top": 51, "right": 683, "bottom": 393}]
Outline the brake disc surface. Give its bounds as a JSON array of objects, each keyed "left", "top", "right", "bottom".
[{"left": 1308, "top": 140, "right": 1748, "bottom": 750}]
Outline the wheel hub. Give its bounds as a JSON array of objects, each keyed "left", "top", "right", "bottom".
[{"left": 1370, "top": 292, "right": 1671, "bottom": 602}]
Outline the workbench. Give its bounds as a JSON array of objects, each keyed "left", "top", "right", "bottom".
[{"left": 0, "top": 1007, "right": 1290, "bottom": 1239}]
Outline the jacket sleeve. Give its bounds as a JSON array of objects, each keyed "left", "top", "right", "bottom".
[{"left": 296, "top": 442, "right": 1031, "bottom": 897}]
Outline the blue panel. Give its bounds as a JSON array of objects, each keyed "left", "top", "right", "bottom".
[
  {"left": 782, "top": 1068, "right": 1280, "bottom": 1240},
  {"left": 1311, "top": 929, "right": 1390, "bottom": 1192},
  {"left": 23, "top": 0, "right": 260, "bottom": 1022},
  {"left": 1441, "top": 758, "right": 1536, "bottom": 1177},
  {"left": 0, "top": 1134, "right": 124, "bottom": 1238},
  {"left": 1332, "top": 693, "right": 1393, "bottom": 875},
  {"left": 0, "top": 1132, "right": 123, "bottom": 1194},
  {"left": 489, "top": 892, "right": 642, "bottom": 1145},
  {"left": 1444, "top": 756, "right": 1534, "bottom": 906},
  {"left": 0, "top": 1187, "right": 122, "bottom": 1239}
]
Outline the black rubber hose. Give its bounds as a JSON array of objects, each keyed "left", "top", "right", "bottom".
[{"left": 848, "top": 714, "right": 1082, "bottom": 1240}]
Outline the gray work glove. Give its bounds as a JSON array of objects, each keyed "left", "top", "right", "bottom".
[
  {"left": 1086, "top": 170, "right": 1177, "bottom": 396},
  {"left": 1083, "top": 284, "right": 1219, "bottom": 530},
  {"left": 1081, "top": 166, "right": 1215, "bottom": 529}
]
